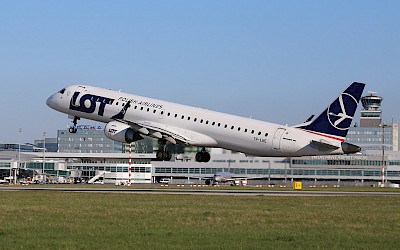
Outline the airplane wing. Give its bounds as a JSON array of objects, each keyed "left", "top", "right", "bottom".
[
  {"left": 115, "top": 118, "right": 218, "bottom": 147},
  {"left": 230, "top": 176, "right": 268, "bottom": 181}
]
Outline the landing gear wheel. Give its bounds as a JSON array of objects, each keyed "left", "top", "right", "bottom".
[
  {"left": 155, "top": 140, "right": 172, "bottom": 161},
  {"left": 68, "top": 127, "right": 78, "bottom": 133},
  {"left": 195, "top": 152, "right": 203, "bottom": 162},
  {"left": 164, "top": 150, "right": 172, "bottom": 161},
  {"left": 195, "top": 148, "right": 210, "bottom": 162},
  {"left": 155, "top": 150, "right": 172, "bottom": 161},
  {"left": 156, "top": 150, "right": 164, "bottom": 161}
]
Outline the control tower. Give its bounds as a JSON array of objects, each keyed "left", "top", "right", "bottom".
[{"left": 360, "top": 92, "right": 383, "bottom": 127}]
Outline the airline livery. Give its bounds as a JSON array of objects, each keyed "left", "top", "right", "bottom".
[{"left": 47, "top": 82, "right": 365, "bottom": 162}]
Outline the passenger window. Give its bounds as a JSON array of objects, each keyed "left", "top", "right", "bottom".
[
  {"left": 206, "top": 121, "right": 209, "bottom": 124},
  {"left": 265, "top": 133, "right": 268, "bottom": 137},
  {"left": 218, "top": 123, "right": 221, "bottom": 127},
  {"left": 212, "top": 122, "right": 215, "bottom": 125},
  {"left": 258, "top": 132, "right": 261, "bottom": 135},
  {"left": 188, "top": 117, "right": 191, "bottom": 121},
  {"left": 231, "top": 126, "right": 234, "bottom": 129},
  {"left": 175, "top": 114, "right": 178, "bottom": 118},
  {"left": 238, "top": 127, "right": 241, "bottom": 131},
  {"left": 224, "top": 124, "right": 227, "bottom": 128},
  {"left": 244, "top": 129, "right": 248, "bottom": 132},
  {"left": 153, "top": 110, "right": 156, "bottom": 113},
  {"left": 200, "top": 119, "right": 203, "bottom": 123},
  {"left": 251, "top": 130, "right": 254, "bottom": 134},
  {"left": 194, "top": 118, "right": 197, "bottom": 122}
]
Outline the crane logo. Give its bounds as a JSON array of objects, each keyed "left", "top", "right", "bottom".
[{"left": 327, "top": 92, "right": 358, "bottom": 131}]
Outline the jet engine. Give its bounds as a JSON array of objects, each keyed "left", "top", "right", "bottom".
[{"left": 104, "top": 121, "right": 143, "bottom": 143}]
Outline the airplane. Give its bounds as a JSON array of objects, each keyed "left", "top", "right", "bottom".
[
  {"left": 46, "top": 82, "right": 365, "bottom": 162},
  {"left": 204, "top": 162, "right": 249, "bottom": 185}
]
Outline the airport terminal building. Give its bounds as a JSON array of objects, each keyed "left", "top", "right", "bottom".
[{"left": 1, "top": 149, "right": 400, "bottom": 186}]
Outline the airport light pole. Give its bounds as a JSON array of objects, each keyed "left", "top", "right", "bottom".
[
  {"left": 268, "top": 160, "right": 271, "bottom": 185},
  {"left": 380, "top": 124, "right": 388, "bottom": 187},
  {"left": 128, "top": 143, "right": 132, "bottom": 186},
  {"left": 43, "top": 132, "right": 46, "bottom": 183},
  {"left": 16, "top": 128, "right": 22, "bottom": 185},
  {"left": 18, "top": 128, "right": 22, "bottom": 163}
]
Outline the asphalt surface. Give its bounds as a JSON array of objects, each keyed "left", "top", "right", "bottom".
[{"left": 2, "top": 186, "right": 400, "bottom": 196}]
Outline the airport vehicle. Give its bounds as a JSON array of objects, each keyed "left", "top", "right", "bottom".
[
  {"left": 159, "top": 178, "right": 171, "bottom": 184},
  {"left": 47, "top": 82, "right": 365, "bottom": 162}
]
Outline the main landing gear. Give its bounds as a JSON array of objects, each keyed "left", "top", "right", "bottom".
[
  {"left": 155, "top": 140, "right": 172, "bottom": 161},
  {"left": 68, "top": 116, "right": 80, "bottom": 134},
  {"left": 154, "top": 143, "right": 210, "bottom": 162},
  {"left": 196, "top": 147, "right": 210, "bottom": 163}
]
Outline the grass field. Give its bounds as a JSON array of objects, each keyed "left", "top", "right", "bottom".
[{"left": 1, "top": 191, "right": 400, "bottom": 249}]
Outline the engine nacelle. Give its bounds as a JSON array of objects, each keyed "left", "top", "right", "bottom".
[{"left": 104, "top": 121, "right": 144, "bottom": 143}]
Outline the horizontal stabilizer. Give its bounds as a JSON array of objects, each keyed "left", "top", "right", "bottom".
[
  {"left": 311, "top": 140, "right": 340, "bottom": 150},
  {"left": 341, "top": 142, "right": 361, "bottom": 154}
]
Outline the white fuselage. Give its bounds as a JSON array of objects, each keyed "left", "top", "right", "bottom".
[
  {"left": 213, "top": 172, "right": 233, "bottom": 183},
  {"left": 47, "top": 85, "right": 348, "bottom": 157}
]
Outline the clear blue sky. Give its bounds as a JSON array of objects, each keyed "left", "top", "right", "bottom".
[{"left": 1, "top": 0, "right": 399, "bottom": 143}]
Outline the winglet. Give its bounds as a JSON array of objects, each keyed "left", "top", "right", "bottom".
[{"left": 297, "top": 82, "right": 365, "bottom": 140}]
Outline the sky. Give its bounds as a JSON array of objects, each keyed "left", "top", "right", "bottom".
[{"left": 1, "top": 0, "right": 399, "bottom": 143}]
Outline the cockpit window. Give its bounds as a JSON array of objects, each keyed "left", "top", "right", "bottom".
[{"left": 59, "top": 88, "right": 66, "bottom": 94}]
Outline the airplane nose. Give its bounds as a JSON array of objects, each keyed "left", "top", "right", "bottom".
[
  {"left": 46, "top": 94, "right": 55, "bottom": 107},
  {"left": 46, "top": 96, "right": 52, "bottom": 107}
]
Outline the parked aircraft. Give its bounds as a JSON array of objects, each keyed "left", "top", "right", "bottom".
[
  {"left": 204, "top": 162, "right": 244, "bottom": 185},
  {"left": 47, "top": 82, "right": 365, "bottom": 162}
]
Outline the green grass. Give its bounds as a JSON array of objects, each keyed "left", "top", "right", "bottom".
[{"left": 1, "top": 191, "right": 400, "bottom": 249}]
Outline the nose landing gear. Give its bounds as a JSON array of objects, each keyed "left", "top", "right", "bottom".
[{"left": 68, "top": 116, "right": 80, "bottom": 133}]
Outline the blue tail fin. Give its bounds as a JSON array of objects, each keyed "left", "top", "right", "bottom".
[{"left": 298, "top": 82, "right": 365, "bottom": 139}]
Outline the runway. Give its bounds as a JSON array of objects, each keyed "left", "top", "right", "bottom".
[{"left": 2, "top": 186, "right": 400, "bottom": 196}]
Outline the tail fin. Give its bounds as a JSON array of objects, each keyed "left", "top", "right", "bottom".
[{"left": 297, "top": 82, "right": 365, "bottom": 139}]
